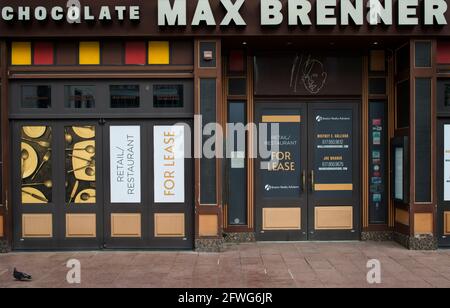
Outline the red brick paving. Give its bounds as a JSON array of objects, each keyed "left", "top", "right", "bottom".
[{"left": 0, "top": 241, "right": 449, "bottom": 288}]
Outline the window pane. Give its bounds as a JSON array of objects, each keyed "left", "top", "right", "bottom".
[
  {"left": 200, "top": 79, "right": 217, "bottom": 205},
  {"left": 227, "top": 101, "right": 247, "bottom": 225},
  {"left": 21, "top": 85, "right": 51, "bottom": 108},
  {"left": 396, "top": 80, "right": 410, "bottom": 128},
  {"left": 65, "top": 85, "right": 96, "bottom": 109},
  {"left": 415, "top": 41, "right": 432, "bottom": 68},
  {"left": 415, "top": 78, "right": 432, "bottom": 202},
  {"left": 445, "top": 83, "right": 450, "bottom": 107},
  {"left": 369, "top": 101, "right": 388, "bottom": 224},
  {"left": 21, "top": 126, "right": 52, "bottom": 203},
  {"left": 153, "top": 85, "right": 184, "bottom": 108},
  {"left": 110, "top": 85, "right": 140, "bottom": 108},
  {"left": 65, "top": 126, "right": 96, "bottom": 205},
  {"left": 228, "top": 78, "right": 247, "bottom": 96},
  {"left": 369, "top": 78, "right": 386, "bottom": 95},
  {"left": 396, "top": 45, "right": 410, "bottom": 73}
]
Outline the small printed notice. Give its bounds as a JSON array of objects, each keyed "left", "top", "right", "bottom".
[
  {"left": 110, "top": 126, "right": 141, "bottom": 203},
  {"left": 394, "top": 147, "right": 404, "bottom": 201}
]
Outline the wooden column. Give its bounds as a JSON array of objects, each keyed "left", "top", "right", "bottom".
[
  {"left": 194, "top": 39, "right": 223, "bottom": 248},
  {"left": 409, "top": 39, "right": 437, "bottom": 241},
  {"left": 0, "top": 40, "right": 11, "bottom": 250}
]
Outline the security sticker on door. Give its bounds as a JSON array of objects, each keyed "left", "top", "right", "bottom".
[
  {"left": 154, "top": 126, "right": 185, "bottom": 203},
  {"left": 110, "top": 126, "right": 141, "bottom": 203}
]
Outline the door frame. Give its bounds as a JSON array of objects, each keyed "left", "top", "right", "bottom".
[
  {"left": 254, "top": 102, "right": 308, "bottom": 241},
  {"left": 12, "top": 120, "right": 104, "bottom": 250},
  {"left": 12, "top": 119, "right": 195, "bottom": 250},
  {"left": 103, "top": 119, "right": 195, "bottom": 250},
  {"left": 254, "top": 100, "right": 361, "bottom": 241},
  {"left": 307, "top": 101, "right": 361, "bottom": 241}
]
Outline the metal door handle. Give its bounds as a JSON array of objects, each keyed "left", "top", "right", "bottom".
[
  {"left": 311, "top": 170, "right": 315, "bottom": 192},
  {"left": 302, "top": 171, "right": 306, "bottom": 191}
]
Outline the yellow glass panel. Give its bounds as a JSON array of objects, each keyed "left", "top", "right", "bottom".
[
  {"left": 148, "top": 41, "right": 170, "bottom": 65},
  {"left": 79, "top": 42, "right": 100, "bottom": 65},
  {"left": 12, "top": 42, "right": 31, "bottom": 65}
]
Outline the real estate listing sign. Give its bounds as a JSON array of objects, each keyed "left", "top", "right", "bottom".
[
  {"left": 260, "top": 113, "right": 302, "bottom": 199},
  {"left": 313, "top": 109, "right": 353, "bottom": 197},
  {"left": 154, "top": 126, "right": 185, "bottom": 203},
  {"left": 445, "top": 125, "right": 450, "bottom": 201},
  {"left": 110, "top": 126, "right": 141, "bottom": 203}
]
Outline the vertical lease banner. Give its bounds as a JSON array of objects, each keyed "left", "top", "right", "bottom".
[
  {"left": 154, "top": 126, "right": 185, "bottom": 203},
  {"left": 110, "top": 126, "right": 141, "bottom": 203},
  {"left": 445, "top": 125, "right": 450, "bottom": 201}
]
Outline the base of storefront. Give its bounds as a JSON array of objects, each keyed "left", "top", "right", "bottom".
[
  {"left": 195, "top": 239, "right": 224, "bottom": 253},
  {"left": 361, "top": 231, "right": 393, "bottom": 242},
  {"left": 0, "top": 240, "right": 9, "bottom": 253},
  {"left": 223, "top": 232, "right": 256, "bottom": 244},
  {"left": 393, "top": 233, "right": 438, "bottom": 251}
]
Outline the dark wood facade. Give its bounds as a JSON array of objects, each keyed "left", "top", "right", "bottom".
[{"left": 0, "top": 0, "right": 449, "bottom": 251}]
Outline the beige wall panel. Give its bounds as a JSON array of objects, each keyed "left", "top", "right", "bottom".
[
  {"left": 315, "top": 206, "right": 353, "bottom": 230},
  {"left": 199, "top": 215, "right": 218, "bottom": 237},
  {"left": 66, "top": 214, "right": 96, "bottom": 238},
  {"left": 0, "top": 216, "right": 4, "bottom": 237},
  {"left": 111, "top": 214, "right": 141, "bottom": 238},
  {"left": 263, "top": 208, "right": 301, "bottom": 230},
  {"left": 314, "top": 184, "right": 353, "bottom": 191},
  {"left": 155, "top": 214, "right": 185, "bottom": 238},
  {"left": 445, "top": 212, "right": 450, "bottom": 235},
  {"left": 395, "top": 209, "right": 410, "bottom": 226},
  {"left": 414, "top": 213, "right": 433, "bottom": 235},
  {"left": 22, "top": 214, "right": 53, "bottom": 238}
]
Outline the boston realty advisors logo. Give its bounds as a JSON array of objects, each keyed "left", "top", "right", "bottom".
[{"left": 316, "top": 115, "right": 351, "bottom": 122}]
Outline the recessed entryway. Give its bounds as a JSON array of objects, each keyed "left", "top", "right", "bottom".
[{"left": 255, "top": 102, "right": 361, "bottom": 241}]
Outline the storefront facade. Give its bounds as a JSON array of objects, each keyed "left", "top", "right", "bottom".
[{"left": 0, "top": 0, "right": 449, "bottom": 252}]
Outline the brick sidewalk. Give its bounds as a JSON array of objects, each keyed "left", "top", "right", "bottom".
[{"left": 0, "top": 241, "right": 449, "bottom": 288}]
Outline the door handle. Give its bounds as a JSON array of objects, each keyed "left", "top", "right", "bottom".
[
  {"left": 310, "top": 170, "right": 315, "bottom": 192},
  {"left": 302, "top": 170, "right": 306, "bottom": 191}
]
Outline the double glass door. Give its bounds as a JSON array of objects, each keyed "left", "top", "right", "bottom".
[
  {"left": 12, "top": 120, "right": 193, "bottom": 250},
  {"left": 255, "top": 102, "right": 360, "bottom": 241},
  {"left": 437, "top": 119, "right": 450, "bottom": 247}
]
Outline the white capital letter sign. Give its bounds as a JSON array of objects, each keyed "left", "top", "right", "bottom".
[{"left": 110, "top": 126, "right": 141, "bottom": 203}]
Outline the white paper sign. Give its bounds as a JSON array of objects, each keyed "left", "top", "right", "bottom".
[
  {"left": 231, "top": 151, "right": 245, "bottom": 169},
  {"left": 110, "top": 126, "right": 141, "bottom": 203},
  {"left": 394, "top": 147, "right": 404, "bottom": 200},
  {"left": 445, "top": 125, "right": 450, "bottom": 201},
  {"left": 154, "top": 126, "right": 185, "bottom": 203}
]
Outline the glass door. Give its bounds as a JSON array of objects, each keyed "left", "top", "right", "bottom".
[
  {"left": 13, "top": 121, "right": 103, "bottom": 250},
  {"left": 438, "top": 120, "right": 450, "bottom": 247},
  {"left": 307, "top": 102, "right": 360, "bottom": 240},
  {"left": 103, "top": 120, "right": 194, "bottom": 249},
  {"left": 255, "top": 103, "right": 308, "bottom": 241}
]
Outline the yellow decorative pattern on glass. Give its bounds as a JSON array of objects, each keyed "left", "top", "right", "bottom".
[
  {"left": 65, "top": 126, "right": 96, "bottom": 206},
  {"left": 21, "top": 126, "right": 52, "bottom": 204}
]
